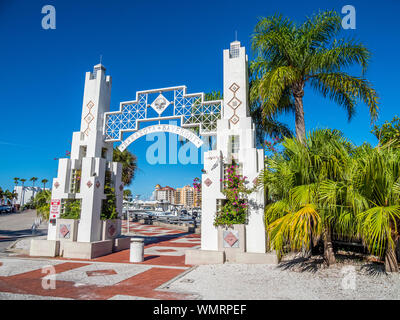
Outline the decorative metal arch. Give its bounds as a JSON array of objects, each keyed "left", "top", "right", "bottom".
[{"left": 103, "top": 85, "right": 223, "bottom": 142}]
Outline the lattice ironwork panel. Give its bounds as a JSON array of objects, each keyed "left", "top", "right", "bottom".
[{"left": 104, "top": 86, "right": 222, "bottom": 141}]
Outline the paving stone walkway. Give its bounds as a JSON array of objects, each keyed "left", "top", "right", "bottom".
[{"left": 0, "top": 222, "right": 201, "bottom": 300}]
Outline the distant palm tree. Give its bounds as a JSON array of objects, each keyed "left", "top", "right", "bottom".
[
  {"left": 20, "top": 178, "right": 26, "bottom": 206},
  {"left": 251, "top": 10, "right": 379, "bottom": 141},
  {"left": 4, "top": 190, "right": 13, "bottom": 205},
  {"left": 30, "top": 177, "right": 38, "bottom": 187},
  {"left": 30, "top": 177, "right": 38, "bottom": 200},
  {"left": 13, "top": 177, "right": 19, "bottom": 186},
  {"left": 10, "top": 191, "right": 18, "bottom": 205},
  {"left": 41, "top": 179, "right": 49, "bottom": 190}
]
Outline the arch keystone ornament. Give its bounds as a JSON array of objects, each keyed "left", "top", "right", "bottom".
[
  {"left": 150, "top": 94, "right": 170, "bottom": 114},
  {"left": 33, "top": 41, "right": 269, "bottom": 265}
]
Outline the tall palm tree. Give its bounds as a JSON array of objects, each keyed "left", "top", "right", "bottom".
[
  {"left": 113, "top": 148, "right": 138, "bottom": 186},
  {"left": 251, "top": 10, "right": 379, "bottom": 141},
  {"left": 30, "top": 177, "right": 38, "bottom": 200},
  {"left": 41, "top": 179, "right": 49, "bottom": 190},
  {"left": 30, "top": 177, "right": 38, "bottom": 187},
  {"left": 20, "top": 178, "right": 26, "bottom": 206},
  {"left": 13, "top": 177, "right": 19, "bottom": 187}
]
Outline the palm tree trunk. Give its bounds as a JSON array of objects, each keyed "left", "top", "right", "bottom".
[
  {"left": 323, "top": 226, "right": 336, "bottom": 266},
  {"left": 385, "top": 242, "right": 399, "bottom": 273},
  {"left": 293, "top": 83, "right": 306, "bottom": 142},
  {"left": 21, "top": 183, "right": 25, "bottom": 206}
]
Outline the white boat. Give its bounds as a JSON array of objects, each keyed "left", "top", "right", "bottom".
[{"left": 148, "top": 210, "right": 174, "bottom": 217}]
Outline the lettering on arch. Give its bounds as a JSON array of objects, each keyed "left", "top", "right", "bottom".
[{"left": 118, "top": 124, "right": 204, "bottom": 152}]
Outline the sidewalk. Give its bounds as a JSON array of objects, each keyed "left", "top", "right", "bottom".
[{"left": 0, "top": 222, "right": 201, "bottom": 300}]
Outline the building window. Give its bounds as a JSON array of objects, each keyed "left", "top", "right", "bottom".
[
  {"left": 230, "top": 43, "right": 240, "bottom": 58},
  {"left": 230, "top": 135, "right": 240, "bottom": 154},
  {"left": 80, "top": 146, "right": 87, "bottom": 158},
  {"left": 70, "top": 169, "right": 81, "bottom": 194},
  {"left": 101, "top": 147, "right": 108, "bottom": 159}
]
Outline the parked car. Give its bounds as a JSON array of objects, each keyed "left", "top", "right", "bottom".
[{"left": 0, "top": 205, "right": 12, "bottom": 214}]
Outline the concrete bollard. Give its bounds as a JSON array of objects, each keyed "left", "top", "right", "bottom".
[{"left": 130, "top": 238, "right": 144, "bottom": 262}]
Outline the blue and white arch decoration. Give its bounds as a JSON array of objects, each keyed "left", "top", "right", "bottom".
[{"left": 103, "top": 86, "right": 223, "bottom": 142}]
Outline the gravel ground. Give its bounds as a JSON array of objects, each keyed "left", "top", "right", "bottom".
[{"left": 165, "top": 261, "right": 400, "bottom": 300}]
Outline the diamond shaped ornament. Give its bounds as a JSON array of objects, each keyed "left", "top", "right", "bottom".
[
  {"left": 87, "top": 101, "right": 94, "bottom": 109},
  {"left": 150, "top": 94, "right": 170, "bottom": 115},
  {"left": 108, "top": 224, "right": 116, "bottom": 237},
  {"left": 204, "top": 178, "right": 212, "bottom": 187},
  {"left": 87, "top": 180, "right": 93, "bottom": 188},
  {"left": 230, "top": 114, "right": 239, "bottom": 125},
  {"left": 84, "top": 113, "right": 94, "bottom": 123},
  {"left": 59, "top": 224, "right": 70, "bottom": 238},
  {"left": 228, "top": 96, "right": 242, "bottom": 110},
  {"left": 229, "top": 83, "right": 240, "bottom": 93},
  {"left": 224, "top": 231, "right": 238, "bottom": 247}
]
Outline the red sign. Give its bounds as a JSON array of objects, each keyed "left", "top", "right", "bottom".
[{"left": 50, "top": 199, "right": 61, "bottom": 219}]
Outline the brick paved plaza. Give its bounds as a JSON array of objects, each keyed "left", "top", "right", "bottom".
[{"left": 0, "top": 222, "right": 201, "bottom": 300}]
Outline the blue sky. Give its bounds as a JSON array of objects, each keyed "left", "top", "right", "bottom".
[{"left": 0, "top": 0, "right": 399, "bottom": 199}]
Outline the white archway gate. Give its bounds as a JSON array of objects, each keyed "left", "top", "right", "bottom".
[{"left": 31, "top": 41, "right": 270, "bottom": 264}]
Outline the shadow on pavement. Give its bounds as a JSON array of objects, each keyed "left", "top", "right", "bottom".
[{"left": 0, "top": 229, "right": 47, "bottom": 242}]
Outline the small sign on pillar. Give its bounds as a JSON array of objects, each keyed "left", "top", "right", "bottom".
[{"left": 50, "top": 199, "right": 61, "bottom": 220}]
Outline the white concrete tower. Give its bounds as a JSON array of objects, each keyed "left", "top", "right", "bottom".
[
  {"left": 48, "top": 64, "right": 123, "bottom": 243},
  {"left": 201, "top": 41, "right": 266, "bottom": 253}
]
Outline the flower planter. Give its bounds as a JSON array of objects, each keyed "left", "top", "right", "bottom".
[
  {"left": 217, "top": 224, "right": 246, "bottom": 262},
  {"left": 101, "top": 219, "right": 121, "bottom": 240}
]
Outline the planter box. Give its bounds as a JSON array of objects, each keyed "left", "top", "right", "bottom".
[
  {"left": 102, "top": 219, "right": 121, "bottom": 240},
  {"left": 217, "top": 224, "right": 246, "bottom": 262},
  {"left": 62, "top": 240, "right": 113, "bottom": 259},
  {"left": 30, "top": 239, "right": 60, "bottom": 257}
]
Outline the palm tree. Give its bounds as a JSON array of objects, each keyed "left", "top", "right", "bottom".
[
  {"left": 13, "top": 177, "right": 19, "bottom": 187},
  {"left": 34, "top": 189, "right": 51, "bottom": 220},
  {"left": 30, "top": 177, "right": 38, "bottom": 200},
  {"left": 41, "top": 179, "right": 49, "bottom": 190},
  {"left": 4, "top": 190, "right": 13, "bottom": 205},
  {"left": 251, "top": 10, "right": 379, "bottom": 141},
  {"left": 10, "top": 191, "right": 18, "bottom": 205},
  {"left": 30, "top": 177, "right": 38, "bottom": 187},
  {"left": 20, "top": 178, "right": 26, "bottom": 206},
  {"left": 123, "top": 189, "right": 132, "bottom": 201},
  {"left": 263, "top": 129, "right": 356, "bottom": 265},
  {"left": 354, "top": 146, "right": 400, "bottom": 272},
  {"left": 113, "top": 148, "right": 138, "bottom": 186}
]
